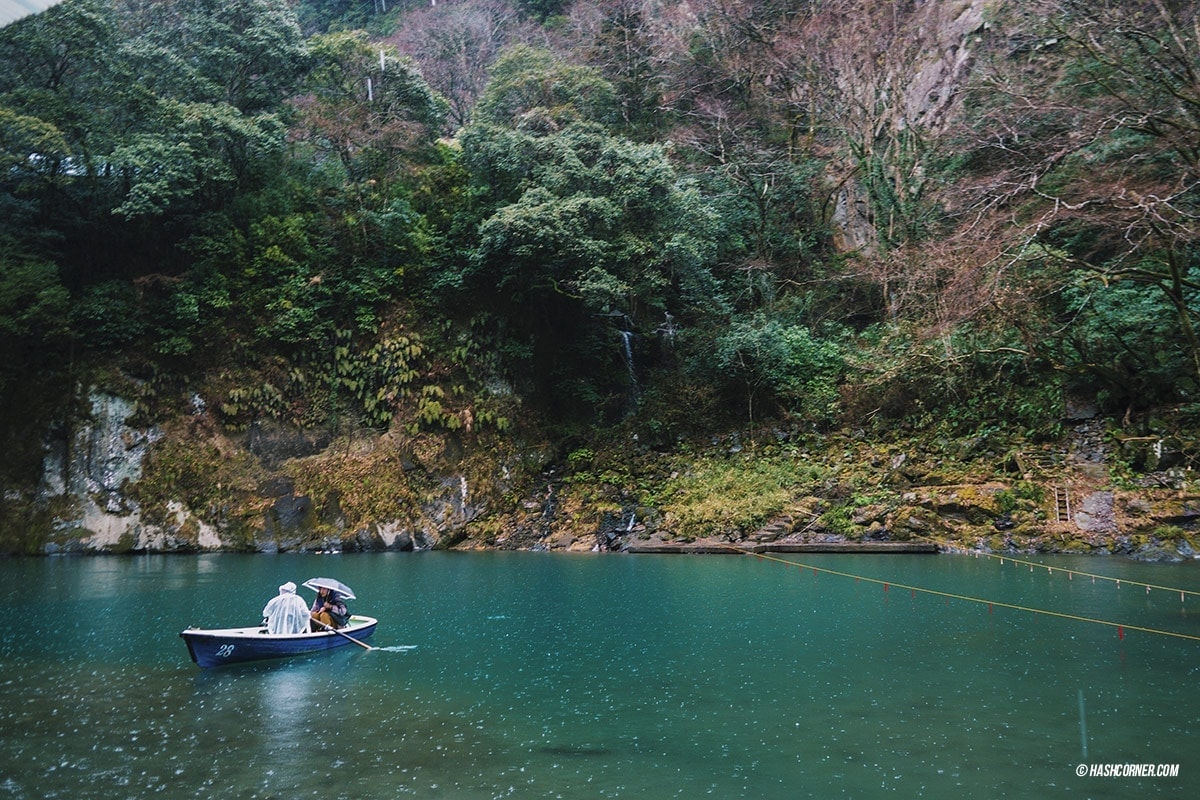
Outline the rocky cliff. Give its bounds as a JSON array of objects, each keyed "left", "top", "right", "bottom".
[{"left": 12, "top": 384, "right": 1196, "bottom": 561}]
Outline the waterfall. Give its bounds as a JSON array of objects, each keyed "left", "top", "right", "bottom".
[
  {"left": 620, "top": 330, "right": 635, "bottom": 378},
  {"left": 619, "top": 329, "right": 639, "bottom": 409}
]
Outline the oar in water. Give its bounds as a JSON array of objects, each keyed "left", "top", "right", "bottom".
[{"left": 312, "top": 617, "right": 376, "bottom": 651}]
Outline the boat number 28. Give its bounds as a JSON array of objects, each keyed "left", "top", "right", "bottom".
[{"left": 216, "top": 644, "right": 235, "bottom": 659}]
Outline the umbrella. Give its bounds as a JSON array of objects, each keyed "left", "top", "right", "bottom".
[{"left": 302, "top": 577, "right": 357, "bottom": 600}]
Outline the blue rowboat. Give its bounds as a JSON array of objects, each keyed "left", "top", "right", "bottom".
[{"left": 180, "top": 615, "right": 378, "bottom": 668}]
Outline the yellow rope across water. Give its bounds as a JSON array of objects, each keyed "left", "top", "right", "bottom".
[
  {"left": 905, "top": 532, "right": 1200, "bottom": 600},
  {"left": 716, "top": 543, "right": 1200, "bottom": 643}
]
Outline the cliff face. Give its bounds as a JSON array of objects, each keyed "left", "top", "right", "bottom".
[
  {"left": 22, "top": 385, "right": 550, "bottom": 556},
  {"left": 36, "top": 392, "right": 172, "bottom": 554},
  {"left": 13, "top": 384, "right": 1196, "bottom": 561},
  {"left": 826, "top": 0, "right": 989, "bottom": 254}
]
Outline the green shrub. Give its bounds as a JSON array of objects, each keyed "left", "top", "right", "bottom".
[{"left": 658, "top": 453, "right": 827, "bottom": 538}]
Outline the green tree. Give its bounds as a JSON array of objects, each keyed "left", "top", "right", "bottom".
[
  {"left": 475, "top": 44, "right": 618, "bottom": 130},
  {"left": 292, "top": 29, "right": 446, "bottom": 183},
  {"left": 0, "top": 0, "right": 123, "bottom": 238},
  {"left": 0, "top": 0, "right": 307, "bottom": 277},
  {"left": 459, "top": 119, "right": 726, "bottom": 421},
  {"left": 708, "top": 313, "right": 845, "bottom": 424},
  {"left": 0, "top": 257, "right": 70, "bottom": 347},
  {"left": 108, "top": 102, "right": 286, "bottom": 219},
  {"left": 0, "top": 106, "right": 69, "bottom": 242},
  {"left": 1053, "top": 276, "right": 1196, "bottom": 411},
  {"left": 126, "top": 0, "right": 309, "bottom": 115},
  {"left": 109, "top": 0, "right": 308, "bottom": 217},
  {"left": 0, "top": 255, "right": 71, "bottom": 395}
]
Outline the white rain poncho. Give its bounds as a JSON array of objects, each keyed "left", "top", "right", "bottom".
[{"left": 262, "top": 582, "right": 311, "bottom": 634}]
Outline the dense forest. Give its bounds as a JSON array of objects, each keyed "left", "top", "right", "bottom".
[{"left": 1, "top": 0, "right": 1198, "bottom": 555}]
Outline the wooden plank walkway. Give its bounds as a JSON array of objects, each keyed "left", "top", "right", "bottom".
[{"left": 625, "top": 542, "right": 938, "bottom": 554}]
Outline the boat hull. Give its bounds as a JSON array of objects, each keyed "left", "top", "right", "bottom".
[{"left": 180, "top": 615, "right": 378, "bottom": 668}]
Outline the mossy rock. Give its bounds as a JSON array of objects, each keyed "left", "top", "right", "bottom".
[
  {"left": 889, "top": 506, "right": 944, "bottom": 538},
  {"left": 1052, "top": 534, "right": 1097, "bottom": 553}
]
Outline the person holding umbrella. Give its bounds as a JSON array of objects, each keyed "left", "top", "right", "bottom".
[{"left": 308, "top": 582, "right": 350, "bottom": 631}]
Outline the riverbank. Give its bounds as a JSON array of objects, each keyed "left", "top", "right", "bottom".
[
  {"left": 7, "top": 388, "right": 1198, "bottom": 560},
  {"left": 623, "top": 541, "right": 938, "bottom": 554},
  {"left": 25, "top": 467, "right": 1200, "bottom": 561}
]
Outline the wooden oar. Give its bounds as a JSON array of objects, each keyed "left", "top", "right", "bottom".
[{"left": 312, "top": 617, "right": 376, "bottom": 651}]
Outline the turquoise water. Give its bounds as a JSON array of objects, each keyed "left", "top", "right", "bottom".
[{"left": 0, "top": 552, "right": 1197, "bottom": 798}]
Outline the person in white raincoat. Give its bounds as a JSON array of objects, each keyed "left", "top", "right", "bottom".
[{"left": 262, "top": 582, "right": 311, "bottom": 634}]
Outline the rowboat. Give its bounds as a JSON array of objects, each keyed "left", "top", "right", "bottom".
[{"left": 180, "top": 615, "right": 379, "bottom": 668}]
